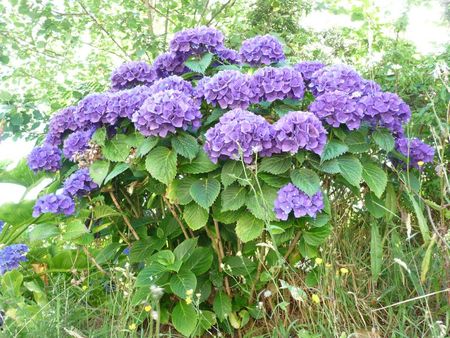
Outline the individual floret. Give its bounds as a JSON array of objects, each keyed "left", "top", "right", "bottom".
[
  {"left": 27, "top": 144, "right": 62, "bottom": 172},
  {"left": 32, "top": 193, "right": 75, "bottom": 217},
  {"left": 239, "top": 35, "right": 285, "bottom": 66},
  {"left": 63, "top": 168, "right": 98, "bottom": 197},
  {"left": 110, "top": 61, "right": 157, "bottom": 91},
  {"left": 0, "top": 244, "right": 29, "bottom": 275},
  {"left": 252, "top": 67, "right": 305, "bottom": 102},
  {"left": 169, "top": 26, "right": 225, "bottom": 56},
  {"left": 274, "top": 183, "right": 324, "bottom": 220},
  {"left": 395, "top": 137, "right": 434, "bottom": 169},
  {"left": 63, "top": 128, "right": 96, "bottom": 161},
  {"left": 45, "top": 106, "right": 78, "bottom": 146}
]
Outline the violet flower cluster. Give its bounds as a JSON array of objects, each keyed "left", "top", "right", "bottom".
[
  {"left": 45, "top": 106, "right": 78, "bottom": 146},
  {"left": 293, "top": 61, "right": 325, "bottom": 83},
  {"left": 0, "top": 220, "right": 4, "bottom": 233},
  {"left": 149, "top": 76, "right": 194, "bottom": 96},
  {"left": 204, "top": 109, "right": 275, "bottom": 164},
  {"left": 395, "top": 137, "right": 435, "bottom": 169},
  {"left": 74, "top": 92, "right": 109, "bottom": 126},
  {"left": 309, "top": 64, "right": 365, "bottom": 97},
  {"left": 152, "top": 52, "right": 189, "bottom": 78},
  {"left": 0, "top": 244, "right": 29, "bottom": 275},
  {"left": 110, "top": 61, "right": 157, "bottom": 91},
  {"left": 253, "top": 67, "right": 305, "bottom": 102},
  {"left": 169, "top": 26, "right": 225, "bottom": 56},
  {"left": 63, "top": 168, "right": 98, "bottom": 197},
  {"left": 239, "top": 35, "right": 285, "bottom": 66},
  {"left": 63, "top": 128, "right": 96, "bottom": 161},
  {"left": 274, "top": 183, "right": 324, "bottom": 220},
  {"left": 132, "top": 89, "right": 201, "bottom": 137},
  {"left": 33, "top": 193, "right": 75, "bottom": 217},
  {"left": 27, "top": 144, "right": 62, "bottom": 172}
]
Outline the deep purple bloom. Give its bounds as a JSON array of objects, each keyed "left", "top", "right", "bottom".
[
  {"left": 74, "top": 93, "right": 109, "bottom": 126},
  {"left": 149, "top": 76, "right": 194, "bottom": 96},
  {"left": 104, "top": 86, "right": 153, "bottom": 122},
  {"left": 274, "top": 183, "right": 324, "bottom": 220},
  {"left": 309, "top": 64, "right": 364, "bottom": 96},
  {"left": 27, "top": 144, "right": 62, "bottom": 172},
  {"left": 63, "top": 168, "right": 98, "bottom": 197},
  {"left": 132, "top": 89, "right": 201, "bottom": 137},
  {"left": 152, "top": 52, "right": 189, "bottom": 78},
  {"left": 215, "top": 47, "right": 241, "bottom": 64},
  {"left": 63, "top": 128, "right": 96, "bottom": 161},
  {"left": 309, "top": 90, "right": 365, "bottom": 130},
  {"left": 110, "top": 61, "right": 157, "bottom": 91},
  {"left": 293, "top": 61, "right": 325, "bottom": 83},
  {"left": 0, "top": 244, "right": 29, "bottom": 275},
  {"left": 203, "top": 70, "right": 258, "bottom": 109},
  {"left": 395, "top": 137, "right": 434, "bottom": 169},
  {"left": 252, "top": 67, "right": 305, "bottom": 102},
  {"left": 239, "top": 35, "right": 285, "bottom": 66},
  {"left": 33, "top": 193, "right": 75, "bottom": 217},
  {"left": 204, "top": 109, "right": 275, "bottom": 164},
  {"left": 273, "top": 111, "right": 327, "bottom": 155},
  {"left": 169, "top": 26, "right": 225, "bottom": 56},
  {"left": 45, "top": 106, "right": 78, "bottom": 146}
]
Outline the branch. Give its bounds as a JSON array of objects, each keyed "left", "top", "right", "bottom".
[
  {"left": 162, "top": 196, "right": 190, "bottom": 240},
  {"left": 213, "top": 219, "right": 232, "bottom": 296},
  {"left": 109, "top": 191, "right": 140, "bottom": 241},
  {"left": 206, "top": 0, "right": 236, "bottom": 26}
]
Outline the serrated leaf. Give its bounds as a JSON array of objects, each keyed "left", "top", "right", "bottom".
[
  {"left": 89, "top": 160, "right": 110, "bottom": 186},
  {"left": 290, "top": 168, "right": 321, "bottom": 196},
  {"left": 337, "top": 155, "right": 362, "bottom": 187},
  {"left": 221, "top": 184, "right": 247, "bottom": 211},
  {"left": 179, "top": 149, "right": 219, "bottom": 174},
  {"left": 190, "top": 178, "right": 221, "bottom": 209},
  {"left": 104, "top": 163, "right": 129, "bottom": 183},
  {"left": 172, "top": 301, "right": 198, "bottom": 336},
  {"left": 184, "top": 53, "right": 213, "bottom": 74},
  {"left": 62, "top": 220, "right": 88, "bottom": 241},
  {"left": 365, "top": 193, "right": 385, "bottom": 218},
  {"left": 183, "top": 203, "right": 209, "bottom": 230},
  {"left": 345, "top": 131, "right": 369, "bottom": 153},
  {"left": 102, "top": 134, "right": 130, "bottom": 162},
  {"left": 145, "top": 146, "right": 177, "bottom": 185},
  {"left": 171, "top": 132, "right": 199, "bottom": 160},
  {"left": 259, "top": 155, "right": 292, "bottom": 175},
  {"left": 373, "top": 129, "right": 395, "bottom": 152},
  {"left": 167, "top": 177, "right": 195, "bottom": 205},
  {"left": 183, "top": 247, "right": 213, "bottom": 275},
  {"left": 136, "top": 137, "right": 158, "bottom": 157},
  {"left": 362, "top": 163, "right": 387, "bottom": 198},
  {"left": 303, "top": 225, "right": 332, "bottom": 246},
  {"left": 91, "top": 127, "right": 106, "bottom": 146},
  {"left": 319, "top": 159, "right": 340, "bottom": 174},
  {"left": 221, "top": 160, "right": 244, "bottom": 187},
  {"left": 213, "top": 291, "right": 232, "bottom": 321},
  {"left": 170, "top": 270, "right": 197, "bottom": 298},
  {"left": 246, "top": 185, "right": 278, "bottom": 221},
  {"left": 321, "top": 140, "right": 349, "bottom": 162},
  {"left": 236, "top": 213, "right": 264, "bottom": 242}
]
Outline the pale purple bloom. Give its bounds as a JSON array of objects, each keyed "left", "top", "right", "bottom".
[
  {"left": 33, "top": 193, "right": 75, "bottom": 217},
  {"left": 63, "top": 128, "right": 95, "bottom": 160},
  {"left": 252, "top": 67, "right": 305, "bottom": 102},
  {"left": 63, "top": 168, "right": 98, "bottom": 197},
  {"left": 273, "top": 111, "right": 327, "bottom": 155},
  {"left": 274, "top": 183, "right": 324, "bottom": 220},
  {"left": 194, "top": 76, "right": 211, "bottom": 99},
  {"left": 149, "top": 75, "right": 194, "bottom": 96},
  {"left": 152, "top": 52, "right": 189, "bottom": 78},
  {"left": 216, "top": 47, "right": 241, "bottom": 64},
  {"left": 239, "top": 35, "right": 285, "bottom": 66},
  {"left": 110, "top": 61, "right": 157, "bottom": 91},
  {"left": 45, "top": 106, "right": 78, "bottom": 146},
  {"left": 169, "top": 26, "right": 225, "bottom": 56},
  {"left": 132, "top": 89, "right": 201, "bottom": 137},
  {"left": 293, "top": 61, "right": 325, "bottom": 83},
  {"left": 0, "top": 244, "right": 29, "bottom": 275},
  {"left": 27, "top": 144, "right": 62, "bottom": 172},
  {"left": 204, "top": 109, "right": 275, "bottom": 164},
  {"left": 309, "top": 64, "right": 363, "bottom": 97},
  {"left": 395, "top": 137, "right": 434, "bottom": 169},
  {"left": 74, "top": 93, "right": 109, "bottom": 126}
]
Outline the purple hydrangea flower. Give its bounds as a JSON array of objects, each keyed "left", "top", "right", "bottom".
[
  {"left": 152, "top": 52, "right": 189, "bottom": 78},
  {"left": 273, "top": 111, "right": 327, "bottom": 155},
  {"left": 106, "top": 86, "right": 153, "bottom": 121},
  {"left": 360, "top": 79, "right": 381, "bottom": 96},
  {"left": 0, "top": 220, "right": 4, "bottom": 233},
  {"left": 63, "top": 168, "right": 98, "bottom": 197},
  {"left": 45, "top": 106, "right": 78, "bottom": 146},
  {"left": 204, "top": 109, "right": 275, "bottom": 164},
  {"left": 203, "top": 70, "right": 258, "bottom": 109},
  {"left": 0, "top": 244, "right": 29, "bottom": 275},
  {"left": 309, "top": 90, "right": 364, "bottom": 130},
  {"left": 309, "top": 64, "right": 363, "bottom": 96},
  {"left": 149, "top": 75, "right": 194, "bottom": 96},
  {"left": 215, "top": 47, "right": 241, "bottom": 64},
  {"left": 194, "top": 76, "right": 211, "bottom": 99},
  {"left": 252, "top": 67, "right": 305, "bottom": 102},
  {"left": 63, "top": 128, "right": 96, "bottom": 160},
  {"left": 293, "top": 61, "right": 325, "bottom": 83},
  {"left": 395, "top": 137, "right": 434, "bottom": 169},
  {"left": 33, "top": 193, "right": 75, "bottom": 217},
  {"left": 239, "top": 35, "right": 285, "bottom": 66},
  {"left": 132, "top": 89, "right": 201, "bottom": 137},
  {"left": 110, "top": 61, "right": 157, "bottom": 91},
  {"left": 169, "top": 26, "right": 225, "bottom": 56},
  {"left": 274, "top": 183, "right": 324, "bottom": 220},
  {"left": 74, "top": 93, "right": 109, "bottom": 126},
  {"left": 27, "top": 144, "right": 62, "bottom": 172}
]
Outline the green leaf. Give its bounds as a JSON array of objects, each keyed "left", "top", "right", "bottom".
[
  {"left": 29, "top": 223, "right": 59, "bottom": 241},
  {"left": 236, "top": 213, "right": 264, "bottom": 242},
  {"left": 337, "top": 155, "right": 362, "bottom": 187},
  {"left": 246, "top": 185, "right": 278, "bottom": 221},
  {"left": 362, "top": 163, "right": 387, "bottom": 198},
  {"left": 259, "top": 155, "right": 292, "bottom": 175},
  {"left": 145, "top": 146, "right": 177, "bottom": 185},
  {"left": 183, "top": 247, "right": 214, "bottom": 275},
  {"left": 370, "top": 223, "right": 383, "bottom": 283},
  {"left": 408, "top": 194, "right": 430, "bottom": 243},
  {"left": 167, "top": 177, "right": 196, "bottom": 205},
  {"left": 319, "top": 159, "right": 340, "bottom": 174},
  {"left": 179, "top": 149, "right": 219, "bottom": 174},
  {"left": 89, "top": 160, "right": 110, "bottom": 186},
  {"left": 184, "top": 53, "right": 213, "bottom": 74},
  {"left": 170, "top": 270, "right": 197, "bottom": 298},
  {"left": 190, "top": 178, "right": 221, "bottom": 209},
  {"left": 91, "top": 127, "right": 106, "bottom": 146},
  {"left": 102, "top": 134, "right": 130, "bottom": 162},
  {"left": 93, "top": 205, "right": 120, "bottom": 219},
  {"left": 0, "top": 159, "right": 47, "bottom": 187},
  {"left": 0, "top": 200, "right": 35, "bottom": 226},
  {"left": 172, "top": 301, "right": 198, "bottom": 337},
  {"left": 171, "top": 132, "right": 200, "bottom": 160},
  {"left": 174, "top": 238, "right": 198, "bottom": 261},
  {"left": 373, "top": 129, "right": 395, "bottom": 152},
  {"left": 95, "top": 243, "right": 121, "bottom": 264},
  {"left": 221, "top": 160, "right": 244, "bottom": 187},
  {"left": 345, "top": 131, "right": 369, "bottom": 153},
  {"left": 290, "top": 168, "right": 321, "bottom": 196},
  {"left": 104, "top": 163, "right": 129, "bottom": 183},
  {"left": 62, "top": 220, "right": 88, "bottom": 241},
  {"left": 136, "top": 137, "right": 158, "bottom": 157},
  {"left": 213, "top": 291, "right": 232, "bottom": 321},
  {"left": 303, "top": 225, "right": 332, "bottom": 246},
  {"left": 365, "top": 193, "right": 385, "bottom": 218},
  {"left": 221, "top": 184, "right": 247, "bottom": 211},
  {"left": 321, "top": 139, "right": 348, "bottom": 162},
  {"left": 183, "top": 203, "right": 209, "bottom": 230},
  {"left": 421, "top": 236, "right": 436, "bottom": 283}
]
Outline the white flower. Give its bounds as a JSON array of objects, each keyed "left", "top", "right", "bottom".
[{"left": 263, "top": 290, "right": 272, "bottom": 298}]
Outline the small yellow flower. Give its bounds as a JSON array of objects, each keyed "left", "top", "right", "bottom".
[
  {"left": 325, "top": 263, "right": 332, "bottom": 268},
  {"left": 340, "top": 267, "right": 349, "bottom": 274},
  {"left": 186, "top": 289, "right": 194, "bottom": 296},
  {"left": 315, "top": 257, "right": 323, "bottom": 265},
  {"left": 144, "top": 305, "right": 152, "bottom": 312},
  {"left": 129, "top": 323, "right": 137, "bottom": 331},
  {"left": 82, "top": 285, "right": 88, "bottom": 291},
  {"left": 185, "top": 297, "right": 192, "bottom": 305},
  {"left": 311, "top": 294, "right": 320, "bottom": 304},
  {"left": 417, "top": 161, "right": 424, "bottom": 166}
]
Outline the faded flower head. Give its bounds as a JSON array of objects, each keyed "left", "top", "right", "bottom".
[
  {"left": 252, "top": 67, "right": 305, "bottom": 102},
  {"left": 395, "top": 137, "right": 435, "bottom": 169},
  {"left": 74, "top": 93, "right": 109, "bottom": 126},
  {"left": 204, "top": 108, "right": 275, "bottom": 164},
  {"left": 63, "top": 168, "right": 98, "bottom": 197},
  {"left": 110, "top": 61, "right": 157, "bottom": 91},
  {"left": 27, "top": 144, "right": 62, "bottom": 172},
  {"left": 32, "top": 193, "right": 75, "bottom": 217},
  {"left": 152, "top": 52, "right": 189, "bottom": 79},
  {"left": 169, "top": 26, "right": 224, "bottom": 56},
  {"left": 274, "top": 183, "right": 324, "bottom": 220},
  {"left": 273, "top": 111, "right": 327, "bottom": 155},
  {"left": 45, "top": 106, "right": 78, "bottom": 146},
  {"left": 132, "top": 89, "right": 201, "bottom": 137},
  {"left": 0, "top": 244, "right": 29, "bottom": 275},
  {"left": 293, "top": 61, "right": 325, "bottom": 83},
  {"left": 63, "top": 128, "right": 96, "bottom": 161},
  {"left": 239, "top": 35, "right": 285, "bottom": 66}
]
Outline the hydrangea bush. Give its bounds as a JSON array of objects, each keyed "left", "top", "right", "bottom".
[{"left": 1, "top": 26, "right": 435, "bottom": 336}]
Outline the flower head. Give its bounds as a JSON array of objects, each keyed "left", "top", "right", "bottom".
[
  {"left": 132, "top": 89, "right": 201, "bottom": 137},
  {"left": 194, "top": 76, "right": 211, "bottom": 99},
  {"left": 74, "top": 93, "right": 109, "bottom": 126},
  {"left": 0, "top": 244, "right": 29, "bottom": 275},
  {"left": 110, "top": 61, "right": 157, "bottom": 91},
  {"left": 27, "top": 144, "right": 62, "bottom": 172},
  {"left": 395, "top": 137, "right": 434, "bottom": 169},
  {"left": 273, "top": 111, "right": 327, "bottom": 155},
  {"left": 309, "top": 64, "right": 363, "bottom": 96},
  {"left": 204, "top": 108, "right": 275, "bottom": 164},
  {"left": 274, "top": 183, "right": 324, "bottom": 220},
  {"left": 45, "top": 106, "right": 78, "bottom": 146},
  {"left": 215, "top": 47, "right": 241, "bottom": 64},
  {"left": 239, "top": 35, "right": 285, "bottom": 66},
  {"left": 63, "top": 128, "right": 96, "bottom": 161},
  {"left": 149, "top": 75, "right": 194, "bottom": 96},
  {"left": 252, "top": 67, "right": 305, "bottom": 102},
  {"left": 169, "top": 26, "right": 225, "bottom": 56},
  {"left": 32, "top": 193, "right": 75, "bottom": 217},
  {"left": 106, "top": 86, "right": 153, "bottom": 121},
  {"left": 63, "top": 168, "right": 98, "bottom": 197},
  {"left": 0, "top": 220, "right": 4, "bottom": 233},
  {"left": 152, "top": 52, "right": 189, "bottom": 79},
  {"left": 293, "top": 61, "right": 325, "bottom": 83}
]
